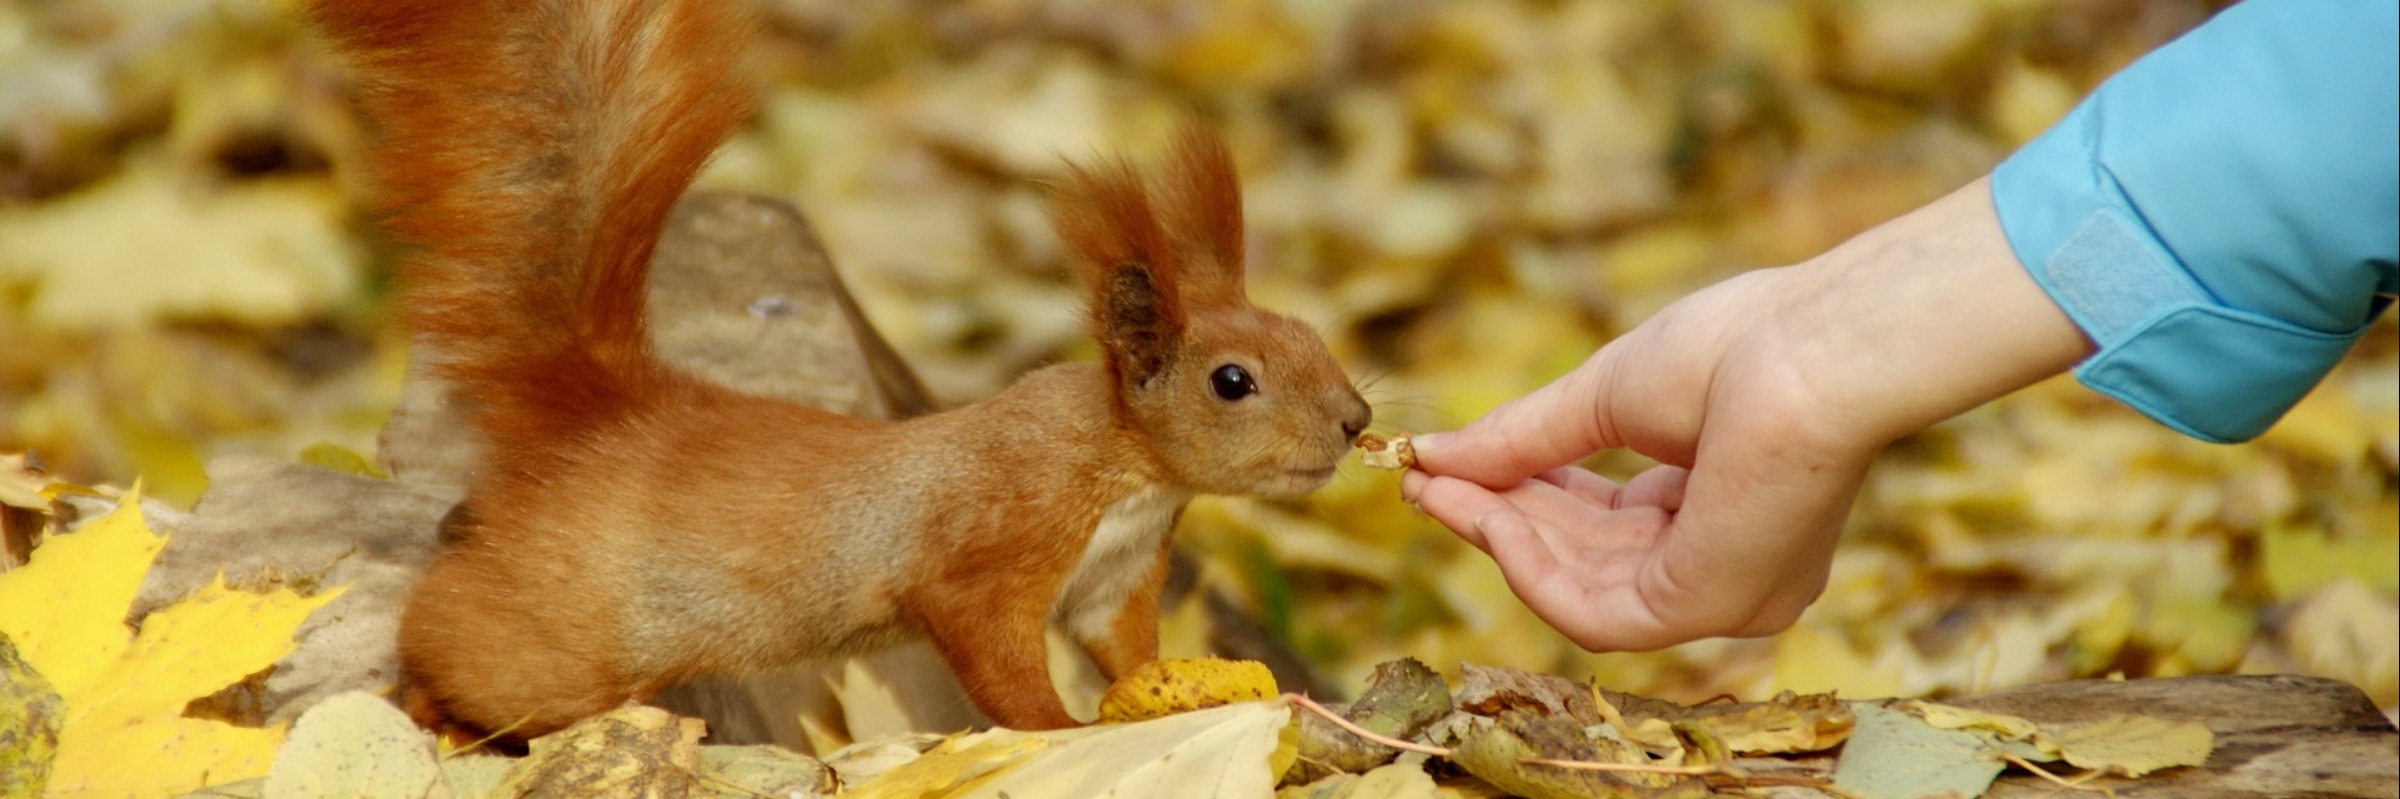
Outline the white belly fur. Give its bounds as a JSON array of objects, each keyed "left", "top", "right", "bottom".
[{"left": 1053, "top": 485, "right": 1191, "bottom": 642}]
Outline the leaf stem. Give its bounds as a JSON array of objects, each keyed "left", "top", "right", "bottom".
[
  {"left": 2003, "top": 753, "right": 2115, "bottom": 795},
  {"left": 1285, "top": 692, "right": 1451, "bottom": 756}
]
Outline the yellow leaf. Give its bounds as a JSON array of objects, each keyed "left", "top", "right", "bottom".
[
  {"left": 1900, "top": 700, "right": 2213, "bottom": 778},
  {"left": 1278, "top": 762, "right": 1438, "bottom": 799},
  {"left": 53, "top": 715, "right": 283, "bottom": 799},
  {"left": 840, "top": 729, "right": 1052, "bottom": 799},
  {"left": 1098, "top": 658, "right": 1279, "bottom": 724},
  {"left": 0, "top": 159, "right": 362, "bottom": 330},
  {"left": 821, "top": 733, "right": 947, "bottom": 788},
  {"left": 0, "top": 494, "right": 164, "bottom": 698},
  {"left": 296, "top": 443, "right": 387, "bottom": 479},
  {"left": 1772, "top": 624, "right": 1904, "bottom": 699},
  {"left": 0, "top": 493, "right": 346, "bottom": 797},
  {"left": 2043, "top": 714, "right": 2213, "bottom": 777},
  {"left": 75, "top": 576, "right": 345, "bottom": 734},
  {"left": 1899, "top": 700, "right": 2040, "bottom": 741},
  {"left": 2261, "top": 523, "right": 2400, "bottom": 600},
  {"left": 953, "top": 700, "right": 1293, "bottom": 799}
]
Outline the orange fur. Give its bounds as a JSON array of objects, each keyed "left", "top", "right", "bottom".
[{"left": 322, "top": 0, "right": 1370, "bottom": 740}]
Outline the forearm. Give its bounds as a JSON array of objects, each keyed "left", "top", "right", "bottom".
[{"left": 1781, "top": 176, "right": 2093, "bottom": 450}]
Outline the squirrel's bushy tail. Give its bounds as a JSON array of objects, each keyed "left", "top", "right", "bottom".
[{"left": 319, "top": 0, "right": 754, "bottom": 444}]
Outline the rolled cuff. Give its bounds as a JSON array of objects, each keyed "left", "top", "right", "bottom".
[{"left": 1991, "top": 179, "right": 2374, "bottom": 443}]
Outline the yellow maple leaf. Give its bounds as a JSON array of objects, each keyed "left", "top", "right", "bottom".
[{"left": 0, "top": 492, "right": 345, "bottom": 798}]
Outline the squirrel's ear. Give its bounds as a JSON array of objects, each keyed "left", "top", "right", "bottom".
[
  {"left": 1051, "top": 160, "right": 1183, "bottom": 390},
  {"left": 1160, "top": 126, "right": 1244, "bottom": 299}
]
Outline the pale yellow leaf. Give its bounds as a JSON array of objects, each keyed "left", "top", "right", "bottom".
[
  {"left": 296, "top": 443, "right": 388, "bottom": 479},
  {"left": 951, "top": 700, "right": 1293, "bottom": 799},
  {"left": 438, "top": 755, "right": 513, "bottom": 799},
  {"left": 821, "top": 733, "right": 946, "bottom": 787},
  {"left": 839, "top": 729, "right": 1052, "bottom": 799},
  {"left": 696, "top": 744, "right": 835, "bottom": 798},
  {"left": 827, "top": 657, "right": 920, "bottom": 745},
  {"left": 2044, "top": 714, "right": 2213, "bottom": 777},
  {"left": 1, "top": 453, "right": 51, "bottom": 510},
  {"left": 260, "top": 691, "right": 447, "bottom": 799},
  {"left": 0, "top": 162, "right": 362, "bottom": 330},
  {"left": 2282, "top": 580, "right": 2400, "bottom": 709},
  {"left": 1278, "top": 762, "right": 1438, "bottom": 799},
  {"left": 1348, "top": 762, "right": 1437, "bottom": 798},
  {"left": 1900, "top": 700, "right": 2040, "bottom": 741}
]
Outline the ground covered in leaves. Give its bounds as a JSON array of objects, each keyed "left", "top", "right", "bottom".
[{"left": 2, "top": 0, "right": 2393, "bottom": 742}]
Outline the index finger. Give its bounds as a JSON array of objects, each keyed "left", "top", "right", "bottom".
[{"left": 1414, "top": 348, "right": 1623, "bottom": 488}]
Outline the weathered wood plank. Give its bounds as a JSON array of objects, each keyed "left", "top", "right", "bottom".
[{"left": 1961, "top": 675, "right": 2398, "bottom": 799}]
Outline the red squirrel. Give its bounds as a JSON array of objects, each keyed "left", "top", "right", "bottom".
[{"left": 317, "top": 0, "right": 1371, "bottom": 737}]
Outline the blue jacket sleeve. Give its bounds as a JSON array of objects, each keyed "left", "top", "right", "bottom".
[{"left": 1990, "top": 0, "right": 2399, "bottom": 444}]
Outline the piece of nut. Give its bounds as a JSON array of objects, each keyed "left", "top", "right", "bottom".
[{"left": 1355, "top": 432, "right": 1416, "bottom": 470}]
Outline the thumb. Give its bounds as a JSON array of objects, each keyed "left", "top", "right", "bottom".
[{"left": 1415, "top": 350, "right": 1617, "bottom": 488}]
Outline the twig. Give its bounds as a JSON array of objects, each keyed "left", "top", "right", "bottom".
[
  {"left": 1285, "top": 692, "right": 1451, "bottom": 757},
  {"left": 2003, "top": 754, "right": 2116, "bottom": 796}
]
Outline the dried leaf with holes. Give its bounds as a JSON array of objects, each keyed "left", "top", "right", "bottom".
[{"left": 1356, "top": 433, "right": 1416, "bottom": 470}]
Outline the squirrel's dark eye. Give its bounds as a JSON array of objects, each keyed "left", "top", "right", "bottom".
[{"left": 1209, "top": 364, "right": 1257, "bottom": 401}]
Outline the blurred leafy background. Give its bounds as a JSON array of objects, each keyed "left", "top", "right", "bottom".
[{"left": 3, "top": 0, "right": 2392, "bottom": 713}]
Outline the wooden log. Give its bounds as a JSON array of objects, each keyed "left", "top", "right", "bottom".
[{"left": 1960, "top": 674, "right": 2398, "bottom": 799}]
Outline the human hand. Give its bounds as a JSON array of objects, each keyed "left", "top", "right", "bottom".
[
  {"left": 1400, "top": 265, "right": 1875, "bottom": 651},
  {"left": 1401, "top": 177, "right": 2090, "bottom": 652}
]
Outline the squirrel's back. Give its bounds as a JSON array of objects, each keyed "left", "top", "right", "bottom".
[{"left": 318, "top": 0, "right": 756, "bottom": 451}]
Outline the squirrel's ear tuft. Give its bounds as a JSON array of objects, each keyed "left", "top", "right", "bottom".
[
  {"left": 1160, "top": 126, "right": 1244, "bottom": 294},
  {"left": 1051, "top": 160, "right": 1183, "bottom": 390}
]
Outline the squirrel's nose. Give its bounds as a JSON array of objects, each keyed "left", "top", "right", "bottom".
[
  {"left": 1338, "top": 395, "right": 1372, "bottom": 442},
  {"left": 1341, "top": 417, "right": 1368, "bottom": 440}
]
